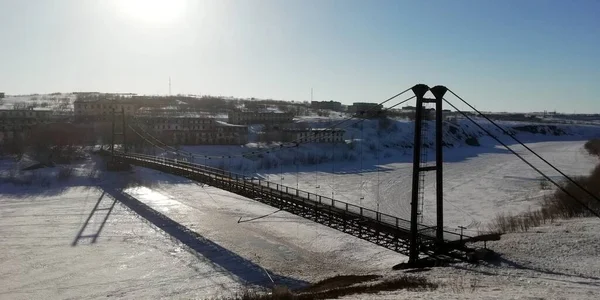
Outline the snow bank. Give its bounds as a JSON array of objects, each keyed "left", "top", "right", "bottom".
[
  {"left": 170, "top": 118, "right": 600, "bottom": 175},
  {"left": 0, "top": 93, "right": 76, "bottom": 112}
]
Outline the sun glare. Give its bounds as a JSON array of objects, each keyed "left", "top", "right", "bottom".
[{"left": 116, "top": 0, "right": 187, "bottom": 25}]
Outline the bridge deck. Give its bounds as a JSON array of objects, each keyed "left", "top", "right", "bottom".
[{"left": 116, "top": 152, "right": 478, "bottom": 257}]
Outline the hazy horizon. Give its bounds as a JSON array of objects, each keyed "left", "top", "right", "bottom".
[{"left": 1, "top": 0, "right": 599, "bottom": 113}]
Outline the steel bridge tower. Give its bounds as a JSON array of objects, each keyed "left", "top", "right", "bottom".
[
  {"left": 409, "top": 84, "right": 447, "bottom": 263},
  {"left": 107, "top": 107, "right": 130, "bottom": 171}
]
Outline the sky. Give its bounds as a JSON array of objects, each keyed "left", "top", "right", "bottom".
[{"left": 0, "top": 0, "right": 599, "bottom": 113}]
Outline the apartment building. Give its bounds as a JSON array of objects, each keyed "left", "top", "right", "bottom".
[
  {"left": 282, "top": 128, "right": 345, "bottom": 144},
  {"left": 135, "top": 112, "right": 248, "bottom": 145},
  {"left": 347, "top": 102, "right": 383, "bottom": 117},
  {"left": 0, "top": 109, "right": 52, "bottom": 131},
  {"left": 74, "top": 95, "right": 137, "bottom": 121},
  {"left": 0, "top": 108, "right": 53, "bottom": 143},
  {"left": 310, "top": 100, "right": 342, "bottom": 112},
  {"left": 227, "top": 111, "right": 294, "bottom": 125}
]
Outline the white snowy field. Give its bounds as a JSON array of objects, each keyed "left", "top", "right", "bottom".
[
  {"left": 0, "top": 184, "right": 250, "bottom": 299},
  {"left": 0, "top": 93, "right": 75, "bottom": 111},
  {"left": 341, "top": 217, "right": 600, "bottom": 300},
  {"left": 0, "top": 160, "right": 403, "bottom": 299},
  {"left": 120, "top": 168, "right": 403, "bottom": 280},
  {"left": 260, "top": 140, "right": 598, "bottom": 234},
  {"left": 1, "top": 137, "right": 599, "bottom": 299},
  {"left": 171, "top": 119, "right": 600, "bottom": 236}
]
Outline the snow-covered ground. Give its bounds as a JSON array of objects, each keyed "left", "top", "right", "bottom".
[
  {"left": 259, "top": 140, "right": 598, "bottom": 234},
  {"left": 1, "top": 135, "right": 599, "bottom": 298},
  {"left": 341, "top": 217, "right": 600, "bottom": 300},
  {"left": 0, "top": 93, "right": 75, "bottom": 112},
  {"left": 177, "top": 120, "right": 599, "bottom": 234},
  {"left": 0, "top": 161, "right": 250, "bottom": 299},
  {"left": 0, "top": 159, "right": 402, "bottom": 299}
]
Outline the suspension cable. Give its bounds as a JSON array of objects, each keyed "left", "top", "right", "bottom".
[
  {"left": 376, "top": 125, "right": 380, "bottom": 213},
  {"left": 128, "top": 90, "right": 415, "bottom": 161},
  {"left": 447, "top": 89, "right": 600, "bottom": 206},
  {"left": 359, "top": 120, "right": 364, "bottom": 204},
  {"left": 443, "top": 98, "right": 600, "bottom": 218},
  {"left": 128, "top": 125, "right": 170, "bottom": 153},
  {"left": 130, "top": 117, "right": 179, "bottom": 152}
]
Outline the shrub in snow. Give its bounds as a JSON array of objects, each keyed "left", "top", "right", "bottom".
[
  {"left": 584, "top": 139, "right": 600, "bottom": 157},
  {"left": 465, "top": 136, "right": 480, "bottom": 147},
  {"left": 57, "top": 166, "right": 73, "bottom": 181}
]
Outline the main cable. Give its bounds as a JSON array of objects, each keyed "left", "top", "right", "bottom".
[
  {"left": 130, "top": 88, "right": 413, "bottom": 159},
  {"left": 129, "top": 92, "right": 416, "bottom": 161},
  {"left": 443, "top": 98, "right": 600, "bottom": 218},
  {"left": 128, "top": 124, "right": 171, "bottom": 154},
  {"left": 447, "top": 89, "right": 600, "bottom": 206}
]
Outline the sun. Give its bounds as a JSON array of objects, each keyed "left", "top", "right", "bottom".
[{"left": 115, "top": 0, "right": 188, "bottom": 25}]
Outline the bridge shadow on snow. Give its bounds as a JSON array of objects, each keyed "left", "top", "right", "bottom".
[
  {"left": 71, "top": 191, "right": 118, "bottom": 246},
  {"left": 0, "top": 159, "right": 192, "bottom": 199},
  {"left": 0, "top": 178, "right": 97, "bottom": 198},
  {"left": 488, "top": 255, "right": 600, "bottom": 282},
  {"left": 99, "top": 185, "right": 309, "bottom": 289}
]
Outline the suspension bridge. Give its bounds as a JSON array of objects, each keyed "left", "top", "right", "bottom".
[{"left": 105, "top": 84, "right": 600, "bottom": 263}]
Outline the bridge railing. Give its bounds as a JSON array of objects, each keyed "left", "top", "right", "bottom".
[
  {"left": 117, "top": 152, "right": 468, "bottom": 242},
  {"left": 251, "top": 177, "right": 414, "bottom": 232}
]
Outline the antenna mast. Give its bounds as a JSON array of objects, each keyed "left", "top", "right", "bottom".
[{"left": 169, "top": 77, "right": 172, "bottom": 96}]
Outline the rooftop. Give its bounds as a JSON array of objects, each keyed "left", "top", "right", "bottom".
[
  {"left": 215, "top": 121, "right": 247, "bottom": 128},
  {"left": 136, "top": 111, "right": 214, "bottom": 119},
  {"left": 232, "top": 109, "right": 291, "bottom": 114},
  {"left": 283, "top": 128, "right": 344, "bottom": 132},
  {"left": 0, "top": 107, "right": 54, "bottom": 112}
]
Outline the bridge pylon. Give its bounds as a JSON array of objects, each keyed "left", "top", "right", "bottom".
[
  {"left": 409, "top": 84, "right": 447, "bottom": 263},
  {"left": 107, "top": 107, "right": 131, "bottom": 171}
]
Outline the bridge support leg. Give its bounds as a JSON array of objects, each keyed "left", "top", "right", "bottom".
[
  {"left": 431, "top": 85, "right": 448, "bottom": 248},
  {"left": 409, "top": 84, "right": 429, "bottom": 263}
]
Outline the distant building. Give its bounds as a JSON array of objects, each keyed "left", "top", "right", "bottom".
[
  {"left": 347, "top": 102, "right": 383, "bottom": 117},
  {"left": 0, "top": 108, "right": 53, "bottom": 143},
  {"left": 74, "top": 95, "right": 138, "bottom": 121},
  {"left": 0, "top": 108, "right": 53, "bottom": 132},
  {"left": 282, "top": 128, "right": 345, "bottom": 144},
  {"left": 310, "top": 100, "right": 342, "bottom": 112},
  {"left": 0, "top": 92, "right": 5, "bottom": 99},
  {"left": 401, "top": 105, "right": 416, "bottom": 112},
  {"left": 227, "top": 111, "right": 294, "bottom": 125},
  {"left": 136, "top": 114, "right": 248, "bottom": 145}
]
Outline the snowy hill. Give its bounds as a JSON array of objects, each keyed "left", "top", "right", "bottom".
[
  {"left": 0, "top": 93, "right": 76, "bottom": 112},
  {"left": 177, "top": 118, "right": 600, "bottom": 174}
]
